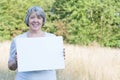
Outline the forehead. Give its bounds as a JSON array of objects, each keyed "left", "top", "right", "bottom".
[
  {"left": 30, "top": 11, "right": 41, "bottom": 17},
  {"left": 30, "top": 11, "right": 37, "bottom": 15}
]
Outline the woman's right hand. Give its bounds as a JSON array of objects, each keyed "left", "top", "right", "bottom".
[{"left": 8, "top": 53, "right": 18, "bottom": 71}]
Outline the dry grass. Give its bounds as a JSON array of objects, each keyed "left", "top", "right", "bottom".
[
  {"left": 0, "top": 41, "right": 120, "bottom": 80},
  {"left": 57, "top": 44, "right": 120, "bottom": 80},
  {"left": 0, "top": 41, "right": 15, "bottom": 80}
]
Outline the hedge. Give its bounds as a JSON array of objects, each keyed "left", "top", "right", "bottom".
[
  {"left": 50, "top": 0, "right": 120, "bottom": 47},
  {"left": 0, "top": 0, "right": 120, "bottom": 47}
]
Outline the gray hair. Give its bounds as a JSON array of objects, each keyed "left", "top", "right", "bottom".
[{"left": 24, "top": 6, "right": 46, "bottom": 27}]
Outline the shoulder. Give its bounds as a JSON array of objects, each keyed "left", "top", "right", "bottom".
[
  {"left": 45, "top": 32, "right": 56, "bottom": 37},
  {"left": 12, "top": 32, "right": 27, "bottom": 42},
  {"left": 14, "top": 32, "right": 27, "bottom": 39}
]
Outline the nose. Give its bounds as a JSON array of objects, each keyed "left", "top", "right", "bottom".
[{"left": 34, "top": 17, "right": 38, "bottom": 22}]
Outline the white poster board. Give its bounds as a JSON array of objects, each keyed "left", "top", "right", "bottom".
[{"left": 16, "top": 36, "right": 65, "bottom": 72}]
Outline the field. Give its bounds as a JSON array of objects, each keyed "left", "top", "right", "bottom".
[{"left": 0, "top": 41, "right": 120, "bottom": 80}]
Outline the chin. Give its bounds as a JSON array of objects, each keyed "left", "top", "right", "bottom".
[{"left": 31, "top": 27, "right": 40, "bottom": 30}]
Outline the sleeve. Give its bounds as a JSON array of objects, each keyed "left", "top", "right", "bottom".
[{"left": 8, "top": 39, "right": 17, "bottom": 62}]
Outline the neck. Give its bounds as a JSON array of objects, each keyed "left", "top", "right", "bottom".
[{"left": 27, "top": 30, "right": 45, "bottom": 37}]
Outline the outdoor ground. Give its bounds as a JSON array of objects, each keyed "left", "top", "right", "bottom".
[{"left": 0, "top": 41, "right": 120, "bottom": 80}]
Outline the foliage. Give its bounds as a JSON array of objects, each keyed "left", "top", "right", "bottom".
[
  {"left": 0, "top": 0, "right": 120, "bottom": 47},
  {"left": 50, "top": 0, "right": 120, "bottom": 47},
  {"left": 0, "top": 0, "right": 55, "bottom": 40}
]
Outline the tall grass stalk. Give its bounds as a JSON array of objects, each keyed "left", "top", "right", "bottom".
[{"left": 0, "top": 42, "right": 120, "bottom": 80}]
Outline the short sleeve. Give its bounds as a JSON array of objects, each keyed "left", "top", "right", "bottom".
[
  {"left": 8, "top": 32, "right": 27, "bottom": 62},
  {"left": 8, "top": 39, "right": 17, "bottom": 61}
]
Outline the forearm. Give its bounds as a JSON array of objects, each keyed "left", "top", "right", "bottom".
[{"left": 8, "top": 59, "right": 17, "bottom": 71}]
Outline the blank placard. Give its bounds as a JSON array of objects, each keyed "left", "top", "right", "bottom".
[{"left": 16, "top": 36, "right": 65, "bottom": 72}]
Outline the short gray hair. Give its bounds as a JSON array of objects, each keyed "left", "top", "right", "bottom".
[{"left": 24, "top": 6, "right": 46, "bottom": 27}]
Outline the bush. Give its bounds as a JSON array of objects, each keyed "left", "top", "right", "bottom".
[
  {"left": 50, "top": 0, "right": 120, "bottom": 47},
  {"left": 0, "top": 0, "right": 120, "bottom": 48},
  {"left": 0, "top": 0, "right": 55, "bottom": 41}
]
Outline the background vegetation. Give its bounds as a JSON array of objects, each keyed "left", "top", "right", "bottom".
[{"left": 0, "top": 0, "right": 120, "bottom": 47}]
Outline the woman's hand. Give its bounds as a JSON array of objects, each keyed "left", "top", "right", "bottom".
[
  {"left": 8, "top": 53, "right": 18, "bottom": 71},
  {"left": 63, "top": 48, "right": 65, "bottom": 60}
]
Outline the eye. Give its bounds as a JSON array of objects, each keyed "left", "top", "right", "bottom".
[
  {"left": 37, "top": 16, "right": 42, "bottom": 19},
  {"left": 30, "top": 16, "right": 35, "bottom": 19}
]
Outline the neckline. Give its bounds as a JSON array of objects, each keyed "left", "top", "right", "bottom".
[{"left": 26, "top": 31, "right": 46, "bottom": 38}]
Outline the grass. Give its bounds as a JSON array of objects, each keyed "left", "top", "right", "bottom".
[
  {"left": 0, "top": 41, "right": 15, "bottom": 80},
  {"left": 59, "top": 45, "right": 120, "bottom": 80},
  {"left": 0, "top": 41, "right": 120, "bottom": 80}
]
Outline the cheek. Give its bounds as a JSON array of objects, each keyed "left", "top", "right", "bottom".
[
  {"left": 28, "top": 19, "right": 33, "bottom": 25},
  {"left": 41, "top": 20, "right": 44, "bottom": 24},
  {"left": 41, "top": 19, "right": 44, "bottom": 24}
]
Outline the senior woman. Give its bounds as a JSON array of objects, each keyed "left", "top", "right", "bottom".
[{"left": 8, "top": 6, "right": 56, "bottom": 80}]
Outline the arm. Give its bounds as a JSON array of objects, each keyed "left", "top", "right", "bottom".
[{"left": 8, "top": 40, "right": 18, "bottom": 71}]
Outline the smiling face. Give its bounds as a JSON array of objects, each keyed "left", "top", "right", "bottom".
[{"left": 28, "top": 11, "right": 44, "bottom": 32}]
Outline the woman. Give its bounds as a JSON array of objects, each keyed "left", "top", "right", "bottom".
[{"left": 8, "top": 6, "right": 57, "bottom": 80}]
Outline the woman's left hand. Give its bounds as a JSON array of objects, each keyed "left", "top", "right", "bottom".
[{"left": 63, "top": 48, "right": 65, "bottom": 60}]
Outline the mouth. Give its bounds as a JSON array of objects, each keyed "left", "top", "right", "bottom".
[{"left": 32, "top": 23, "right": 40, "bottom": 28}]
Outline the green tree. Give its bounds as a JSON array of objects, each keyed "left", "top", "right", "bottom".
[
  {"left": 0, "top": 0, "right": 55, "bottom": 41},
  {"left": 50, "top": 0, "right": 120, "bottom": 47}
]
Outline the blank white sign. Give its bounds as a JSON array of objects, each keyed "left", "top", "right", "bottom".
[{"left": 16, "top": 36, "right": 65, "bottom": 72}]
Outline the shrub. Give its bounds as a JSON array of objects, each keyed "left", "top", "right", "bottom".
[
  {"left": 50, "top": 0, "right": 120, "bottom": 47},
  {"left": 0, "top": 0, "right": 55, "bottom": 41},
  {"left": 0, "top": 0, "right": 120, "bottom": 47}
]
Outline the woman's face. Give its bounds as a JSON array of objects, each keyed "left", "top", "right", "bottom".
[{"left": 28, "top": 11, "right": 43, "bottom": 32}]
